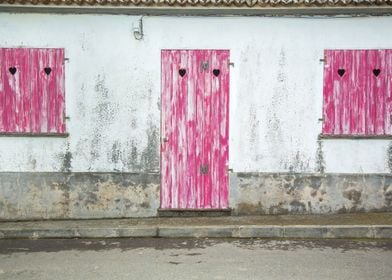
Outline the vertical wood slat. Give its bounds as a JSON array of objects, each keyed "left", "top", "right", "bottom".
[
  {"left": 195, "top": 50, "right": 205, "bottom": 208},
  {"left": 210, "top": 50, "right": 230, "bottom": 208},
  {"left": 186, "top": 52, "right": 197, "bottom": 208},
  {"left": 218, "top": 50, "right": 230, "bottom": 208},
  {"left": 176, "top": 51, "right": 188, "bottom": 209},
  {"left": 366, "top": 50, "right": 377, "bottom": 135},
  {"left": 2, "top": 48, "right": 30, "bottom": 133},
  {"left": 386, "top": 50, "right": 392, "bottom": 135},
  {"left": 203, "top": 50, "right": 212, "bottom": 208},
  {"left": 368, "top": 50, "right": 386, "bottom": 135},
  {"left": 0, "top": 49, "right": 4, "bottom": 132},
  {"left": 160, "top": 50, "right": 172, "bottom": 209},
  {"left": 340, "top": 50, "right": 351, "bottom": 135},
  {"left": 354, "top": 50, "right": 368, "bottom": 135},
  {"left": 322, "top": 50, "right": 334, "bottom": 135},
  {"left": 210, "top": 51, "right": 220, "bottom": 208},
  {"left": 323, "top": 49, "right": 390, "bottom": 136},
  {"left": 50, "top": 49, "right": 65, "bottom": 133},
  {"left": 170, "top": 51, "right": 179, "bottom": 208},
  {"left": 30, "top": 49, "right": 45, "bottom": 133}
]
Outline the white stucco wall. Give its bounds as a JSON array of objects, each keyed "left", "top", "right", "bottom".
[{"left": 0, "top": 13, "right": 391, "bottom": 174}]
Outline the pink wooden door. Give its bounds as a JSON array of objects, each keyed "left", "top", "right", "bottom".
[{"left": 161, "top": 50, "right": 229, "bottom": 209}]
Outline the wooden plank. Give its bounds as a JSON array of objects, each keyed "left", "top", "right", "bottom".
[
  {"left": 339, "top": 50, "right": 351, "bottom": 135},
  {"left": 195, "top": 50, "right": 205, "bottom": 208},
  {"left": 385, "top": 50, "right": 392, "bottom": 135},
  {"left": 218, "top": 50, "right": 230, "bottom": 209},
  {"left": 332, "top": 50, "right": 344, "bottom": 135},
  {"left": 3, "top": 48, "right": 30, "bottom": 133},
  {"left": 210, "top": 50, "right": 221, "bottom": 209},
  {"left": 322, "top": 50, "right": 336, "bottom": 135},
  {"left": 30, "top": 49, "right": 47, "bottom": 133},
  {"left": 161, "top": 50, "right": 173, "bottom": 209},
  {"left": 369, "top": 50, "right": 386, "bottom": 135},
  {"left": 209, "top": 50, "right": 230, "bottom": 209},
  {"left": 366, "top": 50, "right": 377, "bottom": 135},
  {"left": 186, "top": 51, "right": 197, "bottom": 208},
  {"left": 203, "top": 50, "right": 212, "bottom": 208},
  {"left": 49, "top": 49, "right": 65, "bottom": 133},
  {"left": 176, "top": 50, "right": 188, "bottom": 209},
  {"left": 354, "top": 50, "right": 368, "bottom": 135},
  {"left": 0, "top": 49, "right": 4, "bottom": 132}
]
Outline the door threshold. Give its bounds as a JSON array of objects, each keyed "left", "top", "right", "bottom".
[{"left": 158, "top": 208, "right": 232, "bottom": 217}]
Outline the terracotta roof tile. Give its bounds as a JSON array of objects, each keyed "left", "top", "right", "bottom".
[{"left": 0, "top": 0, "right": 391, "bottom": 7}]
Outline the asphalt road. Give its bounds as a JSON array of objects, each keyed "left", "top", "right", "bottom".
[{"left": 0, "top": 238, "right": 391, "bottom": 280}]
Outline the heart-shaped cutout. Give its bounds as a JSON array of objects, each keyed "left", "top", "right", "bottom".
[
  {"left": 337, "top": 69, "right": 345, "bottom": 77},
  {"left": 9, "top": 67, "right": 17, "bottom": 75},
  {"left": 213, "top": 69, "right": 220, "bottom": 77},
  {"left": 179, "top": 69, "right": 186, "bottom": 77},
  {"left": 373, "top": 69, "right": 381, "bottom": 77},
  {"left": 44, "top": 67, "right": 52, "bottom": 75}
]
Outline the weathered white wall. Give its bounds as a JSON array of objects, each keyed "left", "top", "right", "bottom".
[{"left": 0, "top": 14, "right": 391, "bottom": 174}]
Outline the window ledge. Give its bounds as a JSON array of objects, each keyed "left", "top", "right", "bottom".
[
  {"left": 0, "top": 132, "right": 69, "bottom": 138},
  {"left": 319, "top": 134, "right": 392, "bottom": 140}
]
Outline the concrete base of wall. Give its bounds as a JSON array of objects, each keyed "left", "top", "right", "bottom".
[
  {"left": 0, "top": 172, "right": 160, "bottom": 220},
  {"left": 0, "top": 172, "right": 391, "bottom": 220},
  {"left": 230, "top": 173, "right": 392, "bottom": 215}
]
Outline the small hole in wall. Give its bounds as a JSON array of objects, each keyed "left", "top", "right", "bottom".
[
  {"left": 337, "top": 69, "right": 345, "bottom": 77},
  {"left": 213, "top": 69, "right": 220, "bottom": 77},
  {"left": 9, "top": 67, "right": 17, "bottom": 75},
  {"left": 179, "top": 69, "right": 186, "bottom": 77},
  {"left": 44, "top": 67, "right": 52, "bottom": 75},
  {"left": 373, "top": 69, "right": 381, "bottom": 77}
]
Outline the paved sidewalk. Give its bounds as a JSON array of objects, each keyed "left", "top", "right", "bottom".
[{"left": 0, "top": 212, "right": 391, "bottom": 239}]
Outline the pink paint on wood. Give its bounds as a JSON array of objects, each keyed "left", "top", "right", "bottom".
[
  {"left": 30, "top": 48, "right": 65, "bottom": 134},
  {"left": 160, "top": 51, "right": 172, "bottom": 209},
  {"left": 0, "top": 48, "right": 65, "bottom": 134},
  {"left": 0, "top": 49, "right": 4, "bottom": 132},
  {"left": 195, "top": 50, "right": 205, "bottom": 208},
  {"left": 385, "top": 50, "right": 392, "bottom": 135},
  {"left": 1, "top": 48, "right": 30, "bottom": 133},
  {"left": 323, "top": 49, "right": 391, "bottom": 136},
  {"left": 161, "top": 49, "right": 229, "bottom": 209}
]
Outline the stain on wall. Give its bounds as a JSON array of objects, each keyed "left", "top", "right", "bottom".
[
  {"left": 61, "top": 143, "right": 73, "bottom": 173},
  {"left": 140, "top": 123, "right": 159, "bottom": 172},
  {"left": 387, "top": 141, "right": 392, "bottom": 173},
  {"left": 316, "top": 140, "right": 326, "bottom": 173}
]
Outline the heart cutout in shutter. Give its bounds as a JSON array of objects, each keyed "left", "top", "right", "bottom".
[
  {"left": 213, "top": 69, "right": 220, "bottom": 77},
  {"left": 44, "top": 67, "right": 52, "bottom": 75},
  {"left": 9, "top": 67, "right": 17, "bottom": 75},
  {"left": 373, "top": 69, "right": 381, "bottom": 77},
  {"left": 337, "top": 69, "right": 345, "bottom": 77},
  {"left": 179, "top": 69, "right": 186, "bottom": 77}
]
